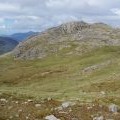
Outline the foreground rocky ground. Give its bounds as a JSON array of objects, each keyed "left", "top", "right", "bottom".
[{"left": 0, "top": 94, "right": 120, "bottom": 120}]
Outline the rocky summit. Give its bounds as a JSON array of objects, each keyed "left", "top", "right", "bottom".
[{"left": 13, "top": 21, "right": 120, "bottom": 59}]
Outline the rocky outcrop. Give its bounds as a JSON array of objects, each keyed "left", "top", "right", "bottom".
[{"left": 59, "top": 21, "right": 90, "bottom": 34}]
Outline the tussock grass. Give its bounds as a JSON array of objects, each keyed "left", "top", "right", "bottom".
[{"left": 0, "top": 46, "right": 120, "bottom": 103}]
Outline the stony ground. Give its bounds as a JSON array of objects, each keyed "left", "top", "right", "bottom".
[{"left": 0, "top": 94, "right": 120, "bottom": 120}]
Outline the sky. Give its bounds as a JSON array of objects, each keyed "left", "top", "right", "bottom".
[{"left": 0, "top": 0, "right": 120, "bottom": 35}]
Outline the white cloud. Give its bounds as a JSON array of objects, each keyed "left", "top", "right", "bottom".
[
  {"left": 0, "top": 0, "right": 120, "bottom": 34},
  {"left": 0, "top": 18, "right": 4, "bottom": 23},
  {"left": 0, "top": 3, "right": 20, "bottom": 12},
  {"left": 111, "top": 8, "right": 120, "bottom": 16},
  {"left": 0, "top": 25, "right": 6, "bottom": 29},
  {"left": 52, "top": 15, "right": 78, "bottom": 24},
  {"left": 46, "top": 0, "right": 89, "bottom": 11}
]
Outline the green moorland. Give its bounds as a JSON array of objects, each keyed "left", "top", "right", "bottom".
[{"left": 0, "top": 45, "right": 120, "bottom": 104}]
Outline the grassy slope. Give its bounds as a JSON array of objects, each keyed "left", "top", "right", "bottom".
[{"left": 0, "top": 46, "right": 120, "bottom": 104}]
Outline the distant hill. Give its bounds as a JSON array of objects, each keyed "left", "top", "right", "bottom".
[
  {"left": 0, "top": 37, "right": 18, "bottom": 55},
  {"left": 9, "top": 31, "right": 39, "bottom": 42},
  {"left": 13, "top": 21, "right": 120, "bottom": 59}
]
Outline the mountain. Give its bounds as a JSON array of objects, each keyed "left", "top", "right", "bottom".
[
  {"left": 9, "top": 31, "right": 39, "bottom": 42},
  {"left": 13, "top": 21, "right": 120, "bottom": 59},
  {"left": 0, "top": 21, "right": 120, "bottom": 119},
  {"left": 0, "top": 37, "right": 18, "bottom": 55}
]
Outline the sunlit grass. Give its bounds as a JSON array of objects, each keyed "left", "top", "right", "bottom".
[{"left": 0, "top": 46, "right": 120, "bottom": 103}]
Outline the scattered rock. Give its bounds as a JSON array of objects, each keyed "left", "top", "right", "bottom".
[
  {"left": 0, "top": 98, "right": 7, "bottom": 102},
  {"left": 15, "top": 114, "right": 19, "bottom": 117},
  {"left": 109, "top": 104, "right": 118, "bottom": 113},
  {"left": 45, "top": 115, "right": 60, "bottom": 120},
  {"left": 0, "top": 97, "right": 120, "bottom": 120},
  {"left": 35, "top": 104, "right": 41, "bottom": 108},
  {"left": 87, "top": 106, "right": 92, "bottom": 110},
  {"left": 100, "top": 91, "right": 106, "bottom": 95},
  {"left": 27, "top": 99, "right": 33, "bottom": 102},
  {"left": 93, "top": 116, "right": 104, "bottom": 120},
  {"left": 8, "top": 106, "right": 13, "bottom": 110},
  {"left": 69, "top": 108, "right": 72, "bottom": 112},
  {"left": 15, "top": 101, "right": 19, "bottom": 104},
  {"left": 62, "top": 101, "right": 76, "bottom": 108},
  {"left": 47, "top": 97, "right": 52, "bottom": 101},
  {"left": 26, "top": 116, "right": 29, "bottom": 119},
  {"left": 9, "top": 116, "right": 13, "bottom": 119},
  {"left": 24, "top": 101, "right": 28, "bottom": 104},
  {"left": 72, "top": 118, "right": 79, "bottom": 120},
  {"left": 18, "top": 109, "right": 23, "bottom": 113},
  {"left": 55, "top": 106, "right": 63, "bottom": 111},
  {"left": 58, "top": 111, "right": 68, "bottom": 114}
]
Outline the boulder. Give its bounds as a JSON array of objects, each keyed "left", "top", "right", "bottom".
[
  {"left": 109, "top": 104, "right": 118, "bottom": 113},
  {"left": 45, "top": 115, "right": 60, "bottom": 120},
  {"left": 62, "top": 101, "right": 76, "bottom": 108},
  {"left": 93, "top": 116, "right": 104, "bottom": 120}
]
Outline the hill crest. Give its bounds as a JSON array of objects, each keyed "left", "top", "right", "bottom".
[{"left": 13, "top": 21, "right": 120, "bottom": 59}]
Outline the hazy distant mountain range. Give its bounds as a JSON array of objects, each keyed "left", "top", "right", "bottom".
[
  {"left": 7, "top": 31, "right": 39, "bottom": 42},
  {"left": 0, "top": 31, "right": 39, "bottom": 55},
  {"left": 0, "top": 37, "right": 18, "bottom": 55},
  {"left": 0, "top": 31, "right": 38, "bottom": 55}
]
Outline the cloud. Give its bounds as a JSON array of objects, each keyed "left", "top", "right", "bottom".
[
  {"left": 111, "top": 8, "right": 120, "bottom": 16},
  {"left": 0, "top": 25, "right": 6, "bottom": 29},
  {"left": 0, "top": 0, "right": 120, "bottom": 34},
  {"left": 0, "top": 3, "right": 19, "bottom": 12}
]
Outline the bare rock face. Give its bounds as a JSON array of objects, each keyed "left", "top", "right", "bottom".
[
  {"left": 13, "top": 21, "right": 120, "bottom": 60},
  {"left": 59, "top": 21, "right": 90, "bottom": 34}
]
